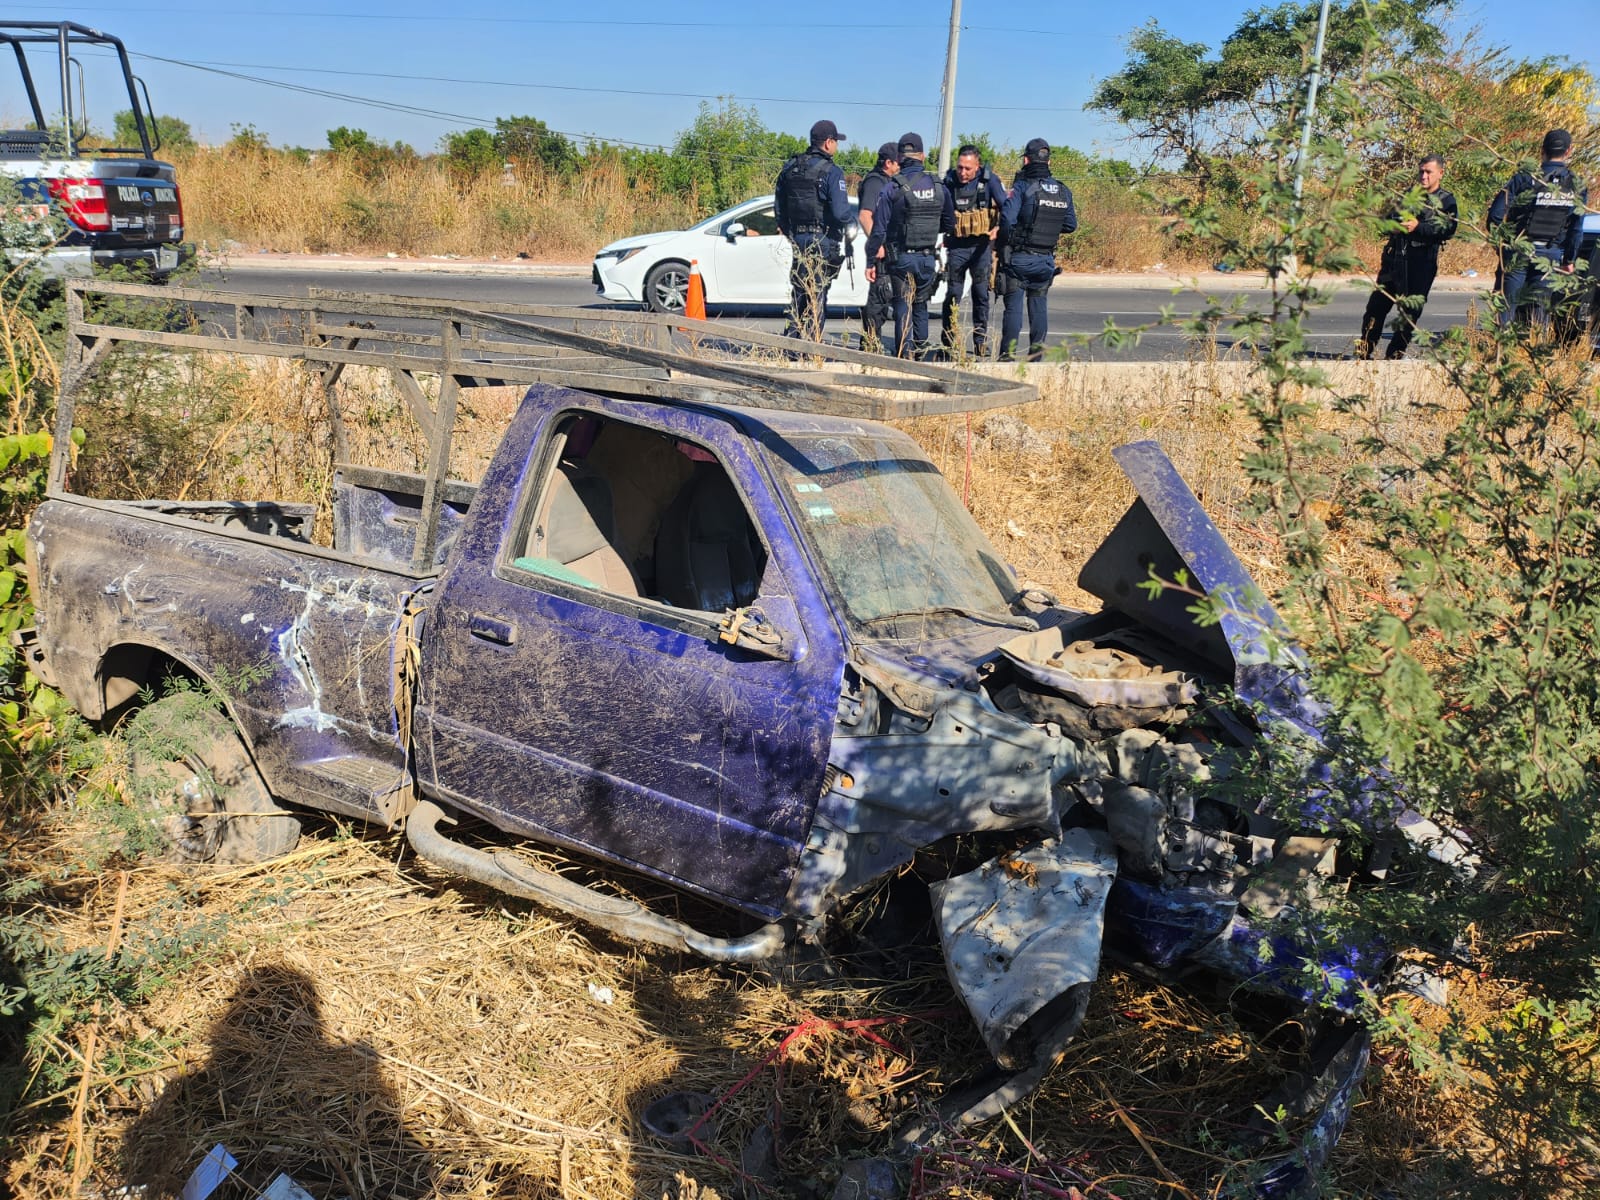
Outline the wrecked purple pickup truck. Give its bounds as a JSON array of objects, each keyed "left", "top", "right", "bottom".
[{"left": 22, "top": 284, "right": 1449, "bottom": 1190}]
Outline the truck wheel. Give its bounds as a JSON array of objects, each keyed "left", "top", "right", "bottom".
[
  {"left": 130, "top": 695, "right": 301, "bottom": 864},
  {"left": 644, "top": 260, "right": 691, "bottom": 314}
]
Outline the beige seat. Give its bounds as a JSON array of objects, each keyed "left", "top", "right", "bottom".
[{"left": 528, "top": 467, "right": 640, "bottom": 596}]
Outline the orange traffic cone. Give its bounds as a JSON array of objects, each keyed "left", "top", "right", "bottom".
[{"left": 684, "top": 259, "right": 707, "bottom": 320}]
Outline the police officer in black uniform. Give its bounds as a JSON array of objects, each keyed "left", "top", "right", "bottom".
[
  {"left": 865, "top": 132, "right": 954, "bottom": 359},
  {"left": 997, "top": 139, "right": 1076, "bottom": 362},
  {"left": 940, "top": 144, "right": 1008, "bottom": 359},
  {"left": 1488, "top": 128, "right": 1588, "bottom": 330},
  {"left": 774, "top": 119, "right": 853, "bottom": 341},
  {"left": 856, "top": 142, "right": 900, "bottom": 352},
  {"left": 1356, "top": 154, "right": 1458, "bottom": 360}
]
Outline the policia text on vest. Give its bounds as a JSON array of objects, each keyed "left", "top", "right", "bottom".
[
  {"left": 1488, "top": 129, "right": 1588, "bottom": 332},
  {"left": 996, "top": 139, "right": 1077, "bottom": 362},
  {"left": 863, "top": 132, "right": 955, "bottom": 360}
]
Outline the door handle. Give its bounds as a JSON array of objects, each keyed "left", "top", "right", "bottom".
[{"left": 467, "top": 613, "right": 517, "bottom": 646}]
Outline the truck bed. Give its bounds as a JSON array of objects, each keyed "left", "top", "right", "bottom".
[{"left": 28, "top": 493, "right": 423, "bottom": 822}]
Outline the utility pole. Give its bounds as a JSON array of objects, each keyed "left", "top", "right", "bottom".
[
  {"left": 1292, "top": 0, "right": 1334, "bottom": 210},
  {"left": 1282, "top": 0, "right": 1333, "bottom": 281},
  {"left": 937, "top": 0, "right": 961, "bottom": 175}
]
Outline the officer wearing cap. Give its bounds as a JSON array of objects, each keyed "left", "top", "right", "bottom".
[
  {"left": 997, "top": 138, "right": 1076, "bottom": 362},
  {"left": 865, "top": 132, "right": 954, "bottom": 358},
  {"left": 775, "top": 119, "right": 854, "bottom": 340},
  {"left": 1488, "top": 128, "right": 1588, "bottom": 330},
  {"left": 941, "top": 144, "right": 1007, "bottom": 359},
  {"left": 856, "top": 142, "right": 900, "bottom": 352}
]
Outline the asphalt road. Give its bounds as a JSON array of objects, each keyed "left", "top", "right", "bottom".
[{"left": 199, "top": 264, "right": 1486, "bottom": 363}]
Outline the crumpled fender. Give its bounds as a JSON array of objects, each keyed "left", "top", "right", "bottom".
[{"left": 930, "top": 827, "right": 1118, "bottom": 1068}]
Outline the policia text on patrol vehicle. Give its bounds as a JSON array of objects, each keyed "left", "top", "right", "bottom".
[{"left": 774, "top": 119, "right": 855, "bottom": 342}]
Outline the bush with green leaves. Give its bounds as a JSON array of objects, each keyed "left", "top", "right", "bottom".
[{"left": 1093, "top": 6, "right": 1600, "bottom": 1190}]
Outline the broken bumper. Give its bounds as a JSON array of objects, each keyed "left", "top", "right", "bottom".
[{"left": 930, "top": 827, "right": 1118, "bottom": 1068}]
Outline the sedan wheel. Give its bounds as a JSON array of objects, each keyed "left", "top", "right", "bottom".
[{"left": 645, "top": 261, "right": 691, "bottom": 314}]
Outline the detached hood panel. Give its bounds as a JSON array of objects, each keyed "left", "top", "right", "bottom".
[{"left": 1078, "top": 440, "right": 1291, "bottom": 697}]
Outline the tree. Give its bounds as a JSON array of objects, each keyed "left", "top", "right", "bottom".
[
  {"left": 1379, "top": 43, "right": 1599, "bottom": 211},
  {"left": 442, "top": 128, "right": 499, "bottom": 176},
  {"left": 493, "top": 116, "right": 578, "bottom": 176},
  {"left": 326, "top": 127, "right": 373, "bottom": 156},
  {"left": 665, "top": 101, "right": 802, "bottom": 214},
  {"left": 226, "top": 123, "right": 270, "bottom": 156},
  {"left": 1088, "top": 1, "right": 1449, "bottom": 198},
  {"left": 325, "top": 127, "right": 417, "bottom": 177},
  {"left": 112, "top": 110, "right": 195, "bottom": 153}
]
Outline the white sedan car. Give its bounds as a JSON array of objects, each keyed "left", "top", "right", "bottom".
[{"left": 592, "top": 194, "right": 944, "bottom": 314}]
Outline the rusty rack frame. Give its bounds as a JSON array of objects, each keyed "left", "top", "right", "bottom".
[{"left": 54, "top": 279, "right": 1036, "bottom": 569}]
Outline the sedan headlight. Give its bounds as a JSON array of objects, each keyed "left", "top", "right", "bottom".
[{"left": 594, "top": 246, "right": 643, "bottom": 264}]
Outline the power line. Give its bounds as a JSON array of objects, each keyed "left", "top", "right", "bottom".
[
  {"left": 3, "top": 4, "right": 938, "bottom": 31},
  {"left": 87, "top": 45, "right": 1191, "bottom": 178},
  {"left": 8, "top": 2, "right": 1105, "bottom": 37},
  {"left": 155, "top": 55, "right": 1085, "bottom": 115},
  {"left": 139, "top": 51, "right": 1180, "bottom": 180},
  {"left": 91, "top": 50, "right": 1157, "bottom": 179}
]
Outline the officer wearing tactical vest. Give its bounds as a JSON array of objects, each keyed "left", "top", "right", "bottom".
[
  {"left": 997, "top": 138, "right": 1077, "bottom": 362},
  {"left": 774, "top": 119, "right": 853, "bottom": 341},
  {"left": 1488, "top": 128, "right": 1588, "bottom": 330},
  {"left": 856, "top": 142, "right": 901, "bottom": 352},
  {"left": 1356, "top": 154, "right": 1458, "bottom": 360},
  {"left": 865, "top": 132, "right": 954, "bottom": 359},
  {"left": 940, "top": 144, "right": 1008, "bottom": 359}
]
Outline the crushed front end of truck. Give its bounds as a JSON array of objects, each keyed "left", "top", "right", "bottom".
[{"left": 775, "top": 437, "right": 1449, "bottom": 1191}]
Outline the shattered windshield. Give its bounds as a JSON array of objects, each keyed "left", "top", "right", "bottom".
[{"left": 764, "top": 430, "right": 1021, "bottom": 636}]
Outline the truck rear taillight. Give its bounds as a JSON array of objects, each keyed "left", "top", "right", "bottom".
[
  {"left": 45, "top": 177, "right": 111, "bottom": 232},
  {"left": 174, "top": 185, "right": 184, "bottom": 239}
]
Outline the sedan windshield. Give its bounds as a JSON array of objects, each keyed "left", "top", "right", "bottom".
[{"left": 764, "top": 430, "right": 1022, "bottom": 636}]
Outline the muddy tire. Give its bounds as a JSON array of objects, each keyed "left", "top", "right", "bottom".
[{"left": 130, "top": 695, "right": 301, "bottom": 864}]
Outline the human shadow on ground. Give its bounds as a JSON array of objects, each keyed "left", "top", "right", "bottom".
[{"left": 120, "top": 965, "right": 436, "bottom": 1199}]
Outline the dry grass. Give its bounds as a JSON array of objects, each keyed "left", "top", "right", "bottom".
[
  {"left": 178, "top": 147, "right": 698, "bottom": 260},
  {"left": 5, "top": 357, "right": 1540, "bottom": 1199},
  {"left": 904, "top": 359, "right": 1446, "bottom": 614},
  {"left": 176, "top": 146, "right": 1504, "bottom": 277},
  {"left": 3, "top": 820, "right": 1483, "bottom": 1200}
]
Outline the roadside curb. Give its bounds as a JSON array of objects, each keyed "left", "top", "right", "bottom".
[
  {"left": 201, "top": 252, "right": 1494, "bottom": 294},
  {"left": 202, "top": 252, "right": 591, "bottom": 278}
]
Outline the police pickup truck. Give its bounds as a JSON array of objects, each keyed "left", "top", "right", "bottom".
[
  {"left": 0, "top": 23, "right": 189, "bottom": 279},
  {"left": 19, "top": 283, "right": 1459, "bottom": 1191}
]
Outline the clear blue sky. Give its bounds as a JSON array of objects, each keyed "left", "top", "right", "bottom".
[{"left": 5, "top": 0, "right": 1596, "bottom": 159}]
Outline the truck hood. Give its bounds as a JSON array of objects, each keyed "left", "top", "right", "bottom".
[
  {"left": 853, "top": 440, "right": 1315, "bottom": 728},
  {"left": 1076, "top": 440, "right": 1321, "bottom": 729}
]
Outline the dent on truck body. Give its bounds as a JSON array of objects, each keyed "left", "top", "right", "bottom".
[{"left": 28, "top": 495, "right": 416, "bottom": 820}]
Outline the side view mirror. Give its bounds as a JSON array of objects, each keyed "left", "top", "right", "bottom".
[
  {"left": 717, "top": 604, "right": 800, "bottom": 661},
  {"left": 723, "top": 222, "right": 746, "bottom": 242}
]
